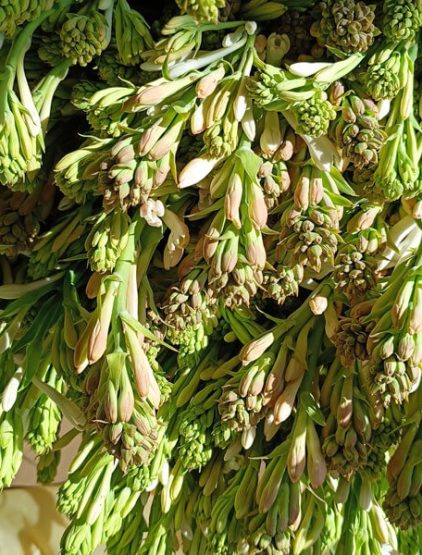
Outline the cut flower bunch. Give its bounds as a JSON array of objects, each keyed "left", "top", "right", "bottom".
[{"left": 0, "top": 0, "right": 422, "bottom": 553}]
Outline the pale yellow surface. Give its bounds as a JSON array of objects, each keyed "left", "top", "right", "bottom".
[{"left": 0, "top": 486, "right": 67, "bottom": 555}]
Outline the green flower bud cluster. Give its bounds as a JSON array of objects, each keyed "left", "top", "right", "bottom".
[
  {"left": 374, "top": 118, "right": 420, "bottom": 200},
  {"left": 334, "top": 244, "right": 376, "bottom": 304},
  {"left": 321, "top": 370, "right": 373, "bottom": 479},
  {"left": 262, "top": 264, "right": 303, "bottom": 306},
  {"left": 0, "top": 409, "right": 24, "bottom": 489},
  {"left": 85, "top": 210, "right": 130, "bottom": 273},
  {"left": 26, "top": 366, "right": 64, "bottom": 455},
  {"left": 332, "top": 317, "right": 369, "bottom": 367},
  {"left": 114, "top": 0, "right": 154, "bottom": 66},
  {"left": 383, "top": 0, "right": 422, "bottom": 43},
  {"left": 247, "top": 64, "right": 289, "bottom": 109},
  {"left": 333, "top": 93, "right": 385, "bottom": 170},
  {"left": 106, "top": 508, "right": 145, "bottom": 555},
  {"left": 60, "top": 11, "right": 109, "bottom": 67},
  {"left": 397, "top": 523, "right": 422, "bottom": 554},
  {"left": 37, "top": 31, "right": 63, "bottom": 67},
  {"left": 37, "top": 449, "right": 61, "bottom": 484},
  {"left": 384, "top": 414, "right": 422, "bottom": 530},
  {"left": 0, "top": 0, "right": 54, "bottom": 38},
  {"left": 176, "top": 0, "right": 225, "bottom": 23},
  {"left": 97, "top": 48, "right": 150, "bottom": 87},
  {"left": 27, "top": 207, "right": 89, "bottom": 279},
  {"left": 365, "top": 410, "right": 402, "bottom": 478},
  {"left": 363, "top": 253, "right": 422, "bottom": 408},
  {"left": 218, "top": 388, "right": 264, "bottom": 433},
  {"left": 102, "top": 410, "right": 159, "bottom": 471},
  {"left": 55, "top": 139, "right": 112, "bottom": 203},
  {"left": 0, "top": 94, "right": 42, "bottom": 189},
  {"left": 0, "top": 187, "right": 46, "bottom": 257},
  {"left": 84, "top": 86, "right": 136, "bottom": 138},
  {"left": 293, "top": 93, "right": 336, "bottom": 138},
  {"left": 163, "top": 273, "right": 220, "bottom": 351},
  {"left": 277, "top": 207, "right": 339, "bottom": 275},
  {"left": 362, "top": 49, "right": 404, "bottom": 101},
  {"left": 310, "top": 0, "right": 379, "bottom": 54},
  {"left": 179, "top": 408, "right": 214, "bottom": 471}
]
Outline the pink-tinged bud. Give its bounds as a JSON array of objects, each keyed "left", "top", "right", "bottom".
[
  {"left": 293, "top": 170, "right": 310, "bottom": 210},
  {"left": 324, "top": 300, "right": 339, "bottom": 340},
  {"left": 196, "top": 65, "right": 225, "bottom": 99},
  {"left": 191, "top": 101, "right": 207, "bottom": 135},
  {"left": 397, "top": 333, "right": 415, "bottom": 361},
  {"left": 118, "top": 367, "right": 135, "bottom": 423},
  {"left": 347, "top": 206, "right": 381, "bottom": 232},
  {"left": 285, "top": 357, "right": 305, "bottom": 382},
  {"left": 74, "top": 317, "right": 96, "bottom": 373},
  {"left": 124, "top": 325, "right": 150, "bottom": 398},
  {"left": 392, "top": 280, "right": 414, "bottom": 329},
  {"left": 260, "top": 112, "right": 282, "bottom": 158},
  {"left": 153, "top": 155, "right": 171, "bottom": 187},
  {"left": 233, "top": 78, "right": 248, "bottom": 121},
  {"left": 309, "top": 175, "right": 324, "bottom": 205},
  {"left": 409, "top": 283, "right": 422, "bottom": 334},
  {"left": 242, "top": 103, "right": 256, "bottom": 141},
  {"left": 273, "top": 376, "right": 302, "bottom": 424},
  {"left": 264, "top": 414, "right": 280, "bottom": 441},
  {"left": 225, "top": 173, "right": 243, "bottom": 229},
  {"left": 86, "top": 272, "right": 104, "bottom": 299},
  {"left": 149, "top": 116, "right": 186, "bottom": 161},
  {"left": 125, "top": 75, "right": 196, "bottom": 109},
  {"left": 288, "top": 482, "right": 301, "bottom": 529},
  {"left": 248, "top": 182, "right": 268, "bottom": 229},
  {"left": 163, "top": 209, "right": 190, "bottom": 270},
  {"left": 178, "top": 155, "right": 221, "bottom": 189},
  {"left": 306, "top": 421, "right": 327, "bottom": 489},
  {"left": 240, "top": 331, "right": 275, "bottom": 363},
  {"left": 221, "top": 235, "right": 239, "bottom": 273},
  {"left": 88, "top": 281, "right": 119, "bottom": 365},
  {"left": 245, "top": 230, "right": 266, "bottom": 269},
  {"left": 275, "top": 128, "right": 295, "bottom": 161},
  {"left": 254, "top": 35, "right": 267, "bottom": 59},
  {"left": 309, "top": 295, "right": 328, "bottom": 315},
  {"left": 139, "top": 115, "right": 169, "bottom": 156},
  {"left": 287, "top": 409, "right": 307, "bottom": 482},
  {"left": 337, "top": 374, "right": 353, "bottom": 428},
  {"left": 104, "top": 381, "right": 118, "bottom": 423}
]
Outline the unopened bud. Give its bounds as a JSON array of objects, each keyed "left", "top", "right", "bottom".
[{"left": 309, "top": 295, "right": 328, "bottom": 315}]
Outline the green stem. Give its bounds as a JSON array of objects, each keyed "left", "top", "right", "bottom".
[
  {"left": 112, "top": 219, "right": 142, "bottom": 349},
  {"left": 35, "top": 59, "right": 72, "bottom": 131}
]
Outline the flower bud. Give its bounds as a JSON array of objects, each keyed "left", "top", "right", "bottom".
[
  {"left": 178, "top": 155, "right": 221, "bottom": 189},
  {"left": 225, "top": 173, "right": 243, "bottom": 229},
  {"left": 248, "top": 182, "right": 268, "bottom": 229},
  {"left": 309, "top": 295, "right": 328, "bottom": 315},
  {"left": 196, "top": 65, "right": 225, "bottom": 99},
  {"left": 260, "top": 112, "right": 282, "bottom": 158}
]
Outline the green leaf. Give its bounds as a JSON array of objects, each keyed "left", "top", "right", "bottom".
[
  {"left": 235, "top": 146, "right": 262, "bottom": 182},
  {"left": 13, "top": 295, "right": 60, "bottom": 354},
  {"left": 325, "top": 190, "right": 355, "bottom": 208},
  {"left": 327, "top": 167, "right": 357, "bottom": 196},
  {"left": 33, "top": 376, "right": 86, "bottom": 430},
  {"left": 301, "top": 392, "right": 326, "bottom": 426},
  {"left": 187, "top": 198, "right": 224, "bottom": 221},
  {"left": 119, "top": 310, "right": 177, "bottom": 351}
]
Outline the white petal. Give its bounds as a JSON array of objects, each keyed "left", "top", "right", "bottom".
[{"left": 288, "top": 61, "right": 331, "bottom": 77}]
